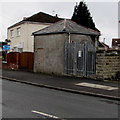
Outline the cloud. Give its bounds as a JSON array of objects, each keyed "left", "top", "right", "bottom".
[{"left": 0, "top": 1, "right": 118, "bottom": 47}]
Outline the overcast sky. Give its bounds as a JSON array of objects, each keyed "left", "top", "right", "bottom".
[{"left": 0, "top": 0, "right": 119, "bottom": 47}]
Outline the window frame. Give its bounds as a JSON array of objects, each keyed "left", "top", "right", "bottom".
[
  {"left": 16, "top": 27, "right": 21, "bottom": 37},
  {"left": 10, "top": 29, "right": 14, "bottom": 38}
]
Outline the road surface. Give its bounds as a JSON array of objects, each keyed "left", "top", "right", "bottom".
[{"left": 2, "top": 78, "right": 119, "bottom": 118}]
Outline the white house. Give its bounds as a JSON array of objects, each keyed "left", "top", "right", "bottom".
[{"left": 7, "top": 12, "right": 62, "bottom": 52}]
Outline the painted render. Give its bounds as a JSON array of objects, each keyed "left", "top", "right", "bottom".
[
  {"left": 8, "top": 22, "right": 51, "bottom": 52},
  {"left": 34, "top": 33, "right": 96, "bottom": 75},
  {"left": 33, "top": 20, "right": 100, "bottom": 76}
]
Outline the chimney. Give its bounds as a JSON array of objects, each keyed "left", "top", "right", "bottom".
[
  {"left": 55, "top": 14, "right": 58, "bottom": 18},
  {"left": 23, "top": 17, "right": 27, "bottom": 20}
]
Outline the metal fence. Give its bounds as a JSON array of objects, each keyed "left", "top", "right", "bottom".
[{"left": 64, "top": 41, "right": 96, "bottom": 77}]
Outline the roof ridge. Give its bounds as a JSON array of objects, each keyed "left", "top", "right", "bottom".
[
  {"left": 69, "top": 20, "right": 100, "bottom": 34},
  {"left": 24, "top": 11, "right": 56, "bottom": 21},
  {"left": 24, "top": 11, "right": 63, "bottom": 23},
  {"left": 33, "top": 20, "right": 65, "bottom": 35},
  {"left": 101, "top": 42, "right": 109, "bottom": 47},
  {"left": 33, "top": 19, "right": 100, "bottom": 36},
  {"left": 8, "top": 11, "right": 63, "bottom": 29}
]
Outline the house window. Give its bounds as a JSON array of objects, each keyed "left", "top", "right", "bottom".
[
  {"left": 118, "top": 44, "right": 120, "bottom": 47},
  {"left": 10, "top": 30, "right": 14, "bottom": 37},
  {"left": 16, "top": 27, "right": 21, "bottom": 36},
  {"left": 18, "top": 48, "right": 23, "bottom": 52}
]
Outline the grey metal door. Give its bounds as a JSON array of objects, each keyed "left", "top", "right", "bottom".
[{"left": 64, "top": 42, "right": 96, "bottom": 77}]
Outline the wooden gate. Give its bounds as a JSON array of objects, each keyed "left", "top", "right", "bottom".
[
  {"left": 7, "top": 52, "right": 34, "bottom": 70},
  {"left": 19, "top": 52, "right": 34, "bottom": 70}
]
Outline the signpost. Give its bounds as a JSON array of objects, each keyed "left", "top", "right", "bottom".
[
  {"left": 3, "top": 45, "right": 10, "bottom": 60},
  {"left": 3, "top": 45, "right": 10, "bottom": 51}
]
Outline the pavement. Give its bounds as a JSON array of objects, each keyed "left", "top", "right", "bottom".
[{"left": 1, "top": 69, "right": 120, "bottom": 101}]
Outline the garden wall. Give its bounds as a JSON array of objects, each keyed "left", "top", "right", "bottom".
[{"left": 96, "top": 50, "right": 120, "bottom": 80}]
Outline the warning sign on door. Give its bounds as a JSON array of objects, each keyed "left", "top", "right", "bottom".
[{"left": 78, "top": 51, "right": 82, "bottom": 57}]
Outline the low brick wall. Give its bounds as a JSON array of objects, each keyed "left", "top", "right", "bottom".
[{"left": 96, "top": 50, "right": 120, "bottom": 80}]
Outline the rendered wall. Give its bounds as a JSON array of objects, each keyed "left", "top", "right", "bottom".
[
  {"left": 34, "top": 34, "right": 67, "bottom": 75},
  {"left": 70, "top": 34, "right": 95, "bottom": 45},
  {"left": 8, "top": 22, "right": 51, "bottom": 52},
  {"left": 34, "top": 33, "right": 96, "bottom": 75}
]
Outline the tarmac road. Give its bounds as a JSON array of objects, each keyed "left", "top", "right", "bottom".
[
  {"left": 2, "top": 79, "right": 119, "bottom": 118},
  {"left": 2, "top": 69, "right": 119, "bottom": 100}
]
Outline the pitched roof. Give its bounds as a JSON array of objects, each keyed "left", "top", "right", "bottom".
[
  {"left": 8, "top": 12, "right": 63, "bottom": 29},
  {"left": 98, "top": 41, "right": 109, "bottom": 49},
  {"left": 23, "top": 12, "right": 63, "bottom": 23},
  {"left": 112, "top": 38, "right": 120, "bottom": 47},
  {"left": 33, "top": 20, "right": 100, "bottom": 36}
]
